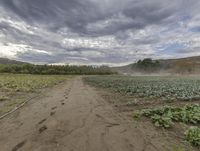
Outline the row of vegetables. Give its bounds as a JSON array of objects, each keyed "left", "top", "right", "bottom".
[
  {"left": 85, "top": 76, "right": 200, "bottom": 148},
  {"left": 134, "top": 104, "right": 200, "bottom": 147},
  {"left": 85, "top": 76, "right": 200, "bottom": 102}
]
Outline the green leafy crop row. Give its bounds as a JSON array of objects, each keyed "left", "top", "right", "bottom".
[
  {"left": 134, "top": 104, "right": 200, "bottom": 147},
  {"left": 185, "top": 127, "right": 200, "bottom": 147},
  {"left": 134, "top": 104, "right": 200, "bottom": 128},
  {"left": 85, "top": 76, "right": 200, "bottom": 102}
]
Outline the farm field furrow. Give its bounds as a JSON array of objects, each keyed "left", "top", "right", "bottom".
[{"left": 85, "top": 75, "right": 200, "bottom": 149}]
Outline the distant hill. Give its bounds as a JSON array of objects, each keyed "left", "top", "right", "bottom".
[
  {"left": 112, "top": 56, "right": 200, "bottom": 75},
  {"left": 0, "top": 58, "right": 28, "bottom": 65}
]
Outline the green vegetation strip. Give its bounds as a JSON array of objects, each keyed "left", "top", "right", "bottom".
[
  {"left": 85, "top": 76, "right": 200, "bottom": 102},
  {"left": 0, "top": 64, "right": 115, "bottom": 75},
  {"left": 134, "top": 104, "right": 200, "bottom": 147},
  {"left": 0, "top": 74, "right": 67, "bottom": 92},
  {"left": 0, "top": 74, "right": 69, "bottom": 116}
]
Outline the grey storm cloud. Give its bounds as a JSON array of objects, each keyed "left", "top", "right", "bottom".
[
  {"left": 0, "top": 0, "right": 200, "bottom": 65},
  {"left": 1, "top": 0, "right": 185, "bottom": 35}
]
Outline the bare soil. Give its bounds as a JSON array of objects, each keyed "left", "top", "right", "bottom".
[{"left": 0, "top": 77, "right": 196, "bottom": 151}]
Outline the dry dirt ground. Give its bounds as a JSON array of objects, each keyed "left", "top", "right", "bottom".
[{"left": 0, "top": 77, "right": 196, "bottom": 151}]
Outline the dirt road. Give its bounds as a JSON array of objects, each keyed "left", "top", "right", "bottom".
[{"left": 0, "top": 77, "right": 184, "bottom": 151}]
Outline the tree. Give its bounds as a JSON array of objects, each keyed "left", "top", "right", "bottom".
[
  {"left": 0, "top": 64, "right": 116, "bottom": 75},
  {"left": 135, "top": 58, "right": 161, "bottom": 73}
]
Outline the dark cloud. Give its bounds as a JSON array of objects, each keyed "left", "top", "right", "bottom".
[
  {"left": 0, "top": 0, "right": 200, "bottom": 65},
  {"left": 1, "top": 0, "right": 102, "bottom": 34},
  {"left": 0, "top": 0, "right": 184, "bottom": 35}
]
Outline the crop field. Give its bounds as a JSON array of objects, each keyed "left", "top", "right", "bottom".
[
  {"left": 134, "top": 104, "right": 200, "bottom": 148},
  {"left": 85, "top": 75, "right": 200, "bottom": 102},
  {"left": 85, "top": 75, "right": 200, "bottom": 148},
  {"left": 0, "top": 74, "right": 68, "bottom": 116}
]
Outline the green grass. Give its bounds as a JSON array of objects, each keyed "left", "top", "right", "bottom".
[
  {"left": 0, "top": 96, "right": 8, "bottom": 102},
  {"left": 0, "top": 74, "right": 69, "bottom": 115},
  {"left": 172, "top": 146, "right": 185, "bottom": 151}
]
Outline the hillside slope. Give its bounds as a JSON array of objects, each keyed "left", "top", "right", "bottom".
[
  {"left": 113, "top": 56, "right": 200, "bottom": 74},
  {"left": 0, "top": 58, "right": 27, "bottom": 65}
]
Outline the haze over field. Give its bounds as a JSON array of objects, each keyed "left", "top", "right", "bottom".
[{"left": 0, "top": 0, "right": 200, "bottom": 66}]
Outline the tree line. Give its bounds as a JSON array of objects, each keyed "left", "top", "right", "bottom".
[
  {"left": 0, "top": 64, "right": 116, "bottom": 75},
  {"left": 133, "top": 58, "right": 161, "bottom": 73}
]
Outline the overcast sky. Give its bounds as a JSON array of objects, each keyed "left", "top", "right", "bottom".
[{"left": 0, "top": 0, "right": 200, "bottom": 66}]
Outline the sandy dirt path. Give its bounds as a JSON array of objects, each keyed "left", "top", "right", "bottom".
[{"left": 0, "top": 77, "right": 181, "bottom": 151}]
